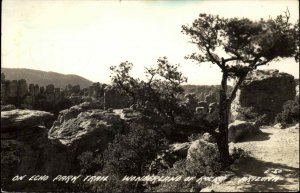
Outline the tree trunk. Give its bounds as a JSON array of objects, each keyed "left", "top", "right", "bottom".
[{"left": 217, "top": 72, "right": 232, "bottom": 167}]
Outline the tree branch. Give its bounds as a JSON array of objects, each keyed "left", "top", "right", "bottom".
[
  {"left": 223, "top": 57, "right": 241, "bottom": 63},
  {"left": 254, "top": 58, "right": 273, "bottom": 69},
  {"left": 228, "top": 74, "right": 247, "bottom": 103},
  {"left": 206, "top": 48, "right": 224, "bottom": 70}
]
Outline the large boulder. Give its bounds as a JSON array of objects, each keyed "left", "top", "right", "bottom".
[
  {"left": 55, "top": 102, "right": 102, "bottom": 123},
  {"left": 231, "top": 70, "right": 296, "bottom": 123},
  {"left": 228, "top": 120, "right": 259, "bottom": 142},
  {"left": 48, "top": 109, "right": 123, "bottom": 154},
  {"left": 186, "top": 139, "right": 221, "bottom": 176},
  {"left": 1, "top": 104, "right": 16, "bottom": 111},
  {"left": 1, "top": 109, "right": 70, "bottom": 191},
  {"left": 149, "top": 142, "right": 191, "bottom": 173},
  {"left": 1, "top": 109, "right": 53, "bottom": 132}
]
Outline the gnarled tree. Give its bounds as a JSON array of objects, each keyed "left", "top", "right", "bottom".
[
  {"left": 182, "top": 11, "right": 299, "bottom": 165},
  {"left": 110, "top": 58, "right": 219, "bottom": 141}
]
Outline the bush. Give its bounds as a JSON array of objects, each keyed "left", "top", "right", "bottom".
[
  {"left": 77, "top": 151, "right": 103, "bottom": 174},
  {"left": 231, "top": 147, "right": 250, "bottom": 160},
  {"left": 146, "top": 160, "right": 203, "bottom": 192},
  {"left": 236, "top": 106, "right": 268, "bottom": 127},
  {"left": 275, "top": 98, "right": 299, "bottom": 126},
  {"left": 90, "top": 124, "right": 168, "bottom": 192}
]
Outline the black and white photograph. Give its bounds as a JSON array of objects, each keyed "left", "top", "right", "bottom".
[{"left": 1, "top": 0, "right": 299, "bottom": 192}]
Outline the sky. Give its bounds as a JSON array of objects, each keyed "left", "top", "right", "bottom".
[{"left": 2, "top": 0, "right": 299, "bottom": 85}]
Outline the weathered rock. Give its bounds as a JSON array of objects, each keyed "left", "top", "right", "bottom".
[
  {"left": 149, "top": 142, "right": 191, "bottom": 173},
  {"left": 169, "top": 142, "right": 192, "bottom": 157},
  {"left": 69, "top": 95, "right": 82, "bottom": 105},
  {"left": 1, "top": 104, "right": 16, "bottom": 111},
  {"left": 56, "top": 102, "right": 102, "bottom": 123},
  {"left": 196, "top": 106, "right": 208, "bottom": 115},
  {"left": 200, "top": 187, "right": 215, "bottom": 192},
  {"left": 45, "top": 84, "right": 54, "bottom": 93},
  {"left": 209, "top": 102, "right": 218, "bottom": 114},
  {"left": 274, "top": 123, "right": 285, "bottom": 129},
  {"left": 202, "top": 132, "right": 216, "bottom": 143},
  {"left": 1, "top": 110, "right": 71, "bottom": 191},
  {"left": 198, "top": 101, "right": 209, "bottom": 109},
  {"left": 17, "top": 79, "right": 28, "bottom": 98},
  {"left": 1, "top": 129, "right": 72, "bottom": 191},
  {"left": 6, "top": 80, "right": 18, "bottom": 98},
  {"left": 1, "top": 109, "right": 53, "bottom": 132},
  {"left": 120, "top": 108, "right": 142, "bottom": 122},
  {"left": 40, "top": 86, "right": 45, "bottom": 94},
  {"left": 48, "top": 108, "right": 123, "bottom": 154},
  {"left": 228, "top": 120, "right": 259, "bottom": 142},
  {"left": 186, "top": 139, "right": 221, "bottom": 175},
  {"left": 231, "top": 70, "right": 296, "bottom": 123}
]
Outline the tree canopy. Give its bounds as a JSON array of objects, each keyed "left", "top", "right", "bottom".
[{"left": 181, "top": 11, "right": 298, "bottom": 78}]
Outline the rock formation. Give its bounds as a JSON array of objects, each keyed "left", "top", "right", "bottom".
[
  {"left": 228, "top": 120, "right": 260, "bottom": 142},
  {"left": 231, "top": 70, "right": 296, "bottom": 123},
  {"left": 186, "top": 137, "right": 221, "bottom": 175},
  {"left": 48, "top": 108, "right": 123, "bottom": 154},
  {"left": 1, "top": 109, "right": 72, "bottom": 191},
  {"left": 1, "top": 109, "right": 53, "bottom": 131},
  {"left": 1, "top": 75, "right": 78, "bottom": 112}
]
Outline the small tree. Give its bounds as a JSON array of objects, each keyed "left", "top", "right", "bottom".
[
  {"left": 110, "top": 57, "right": 217, "bottom": 135},
  {"left": 110, "top": 57, "right": 188, "bottom": 124},
  {"left": 182, "top": 11, "right": 298, "bottom": 165}
]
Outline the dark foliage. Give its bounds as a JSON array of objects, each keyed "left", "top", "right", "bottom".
[{"left": 275, "top": 97, "right": 299, "bottom": 126}]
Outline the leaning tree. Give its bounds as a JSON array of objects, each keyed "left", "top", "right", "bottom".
[{"left": 182, "top": 11, "right": 299, "bottom": 165}]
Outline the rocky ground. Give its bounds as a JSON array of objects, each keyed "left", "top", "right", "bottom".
[{"left": 208, "top": 124, "right": 299, "bottom": 192}]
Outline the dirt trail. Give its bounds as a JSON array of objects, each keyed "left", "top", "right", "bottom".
[{"left": 210, "top": 125, "right": 299, "bottom": 192}]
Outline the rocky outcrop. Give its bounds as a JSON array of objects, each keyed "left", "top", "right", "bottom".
[
  {"left": 149, "top": 142, "right": 192, "bottom": 173},
  {"left": 1, "top": 104, "right": 16, "bottom": 111},
  {"left": 1, "top": 109, "right": 71, "bottom": 191},
  {"left": 231, "top": 70, "right": 296, "bottom": 123},
  {"left": 48, "top": 102, "right": 124, "bottom": 156},
  {"left": 1, "top": 109, "right": 53, "bottom": 132},
  {"left": 228, "top": 120, "right": 260, "bottom": 143},
  {"left": 49, "top": 109, "right": 123, "bottom": 151}
]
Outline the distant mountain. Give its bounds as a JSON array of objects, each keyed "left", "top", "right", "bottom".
[{"left": 2, "top": 68, "right": 93, "bottom": 89}]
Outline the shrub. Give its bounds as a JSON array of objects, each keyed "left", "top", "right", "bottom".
[
  {"left": 231, "top": 147, "right": 250, "bottom": 160},
  {"left": 236, "top": 106, "right": 268, "bottom": 127},
  {"left": 146, "top": 160, "right": 202, "bottom": 192},
  {"left": 90, "top": 123, "right": 168, "bottom": 192},
  {"left": 275, "top": 98, "right": 299, "bottom": 126}
]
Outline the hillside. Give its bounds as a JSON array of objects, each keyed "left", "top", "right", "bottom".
[{"left": 2, "top": 68, "right": 93, "bottom": 89}]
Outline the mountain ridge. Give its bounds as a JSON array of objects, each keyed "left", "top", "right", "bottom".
[{"left": 2, "top": 68, "right": 93, "bottom": 89}]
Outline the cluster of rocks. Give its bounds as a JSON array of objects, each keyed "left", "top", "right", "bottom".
[
  {"left": 1, "top": 108, "right": 72, "bottom": 191},
  {"left": 1, "top": 74, "right": 73, "bottom": 111},
  {"left": 183, "top": 93, "right": 224, "bottom": 125},
  {"left": 1, "top": 102, "right": 139, "bottom": 191},
  {"left": 1, "top": 73, "right": 131, "bottom": 112}
]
